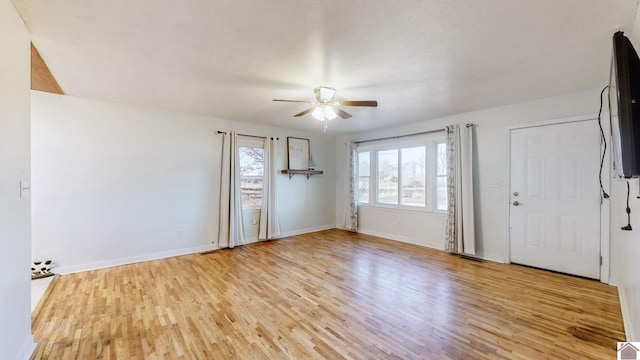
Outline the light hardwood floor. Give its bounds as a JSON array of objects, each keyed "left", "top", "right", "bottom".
[{"left": 31, "top": 229, "right": 624, "bottom": 359}]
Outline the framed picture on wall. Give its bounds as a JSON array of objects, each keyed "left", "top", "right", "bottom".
[{"left": 287, "top": 137, "right": 310, "bottom": 170}]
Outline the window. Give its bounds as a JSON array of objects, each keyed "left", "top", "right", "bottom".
[
  {"left": 239, "top": 138, "right": 265, "bottom": 207},
  {"left": 357, "top": 135, "right": 446, "bottom": 212}
]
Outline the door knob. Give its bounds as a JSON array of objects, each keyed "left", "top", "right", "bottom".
[{"left": 513, "top": 201, "right": 521, "bottom": 206}]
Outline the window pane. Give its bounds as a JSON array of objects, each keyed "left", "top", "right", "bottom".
[
  {"left": 357, "top": 151, "right": 370, "bottom": 203},
  {"left": 436, "top": 176, "right": 448, "bottom": 211},
  {"left": 358, "top": 151, "right": 370, "bottom": 177},
  {"left": 401, "top": 146, "right": 426, "bottom": 206},
  {"left": 437, "top": 142, "right": 447, "bottom": 176},
  {"left": 377, "top": 149, "right": 398, "bottom": 204},
  {"left": 239, "top": 146, "right": 264, "bottom": 207},
  {"left": 358, "top": 177, "right": 369, "bottom": 203}
]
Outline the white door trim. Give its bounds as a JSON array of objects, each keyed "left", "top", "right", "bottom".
[{"left": 503, "top": 113, "right": 611, "bottom": 283}]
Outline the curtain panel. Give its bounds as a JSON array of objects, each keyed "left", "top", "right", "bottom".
[
  {"left": 259, "top": 137, "right": 281, "bottom": 240},
  {"left": 343, "top": 141, "right": 358, "bottom": 232},
  {"left": 218, "top": 132, "right": 246, "bottom": 248},
  {"left": 445, "top": 124, "right": 476, "bottom": 255}
]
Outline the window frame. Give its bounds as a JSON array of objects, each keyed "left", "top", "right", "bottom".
[{"left": 356, "top": 134, "right": 446, "bottom": 213}]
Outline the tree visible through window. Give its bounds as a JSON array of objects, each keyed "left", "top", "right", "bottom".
[{"left": 239, "top": 146, "right": 264, "bottom": 207}]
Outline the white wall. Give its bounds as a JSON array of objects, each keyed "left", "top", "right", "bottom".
[
  {"left": 608, "top": 174, "right": 640, "bottom": 341},
  {"left": 0, "top": 1, "right": 35, "bottom": 358},
  {"left": 337, "top": 88, "right": 606, "bottom": 262},
  {"left": 31, "top": 92, "right": 336, "bottom": 274},
  {"left": 608, "top": 23, "right": 640, "bottom": 341}
]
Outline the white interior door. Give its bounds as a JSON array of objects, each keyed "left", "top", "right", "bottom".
[{"left": 509, "top": 120, "right": 601, "bottom": 279}]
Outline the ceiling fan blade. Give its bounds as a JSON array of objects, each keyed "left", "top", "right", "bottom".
[
  {"left": 273, "top": 99, "right": 314, "bottom": 103},
  {"left": 293, "top": 108, "right": 314, "bottom": 117},
  {"left": 339, "top": 100, "right": 378, "bottom": 107},
  {"left": 334, "top": 107, "right": 352, "bottom": 119}
]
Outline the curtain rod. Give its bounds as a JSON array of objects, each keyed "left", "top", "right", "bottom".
[
  {"left": 217, "top": 131, "right": 279, "bottom": 140},
  {"left": 355, "top": 128, "right": 444, "bottom": 145},
  {"left": 354, "top": 124, "right": 474, "bottom": 145}
]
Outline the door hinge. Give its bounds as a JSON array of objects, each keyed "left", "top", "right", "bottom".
[{"left": 600, "top": 255, "right": 603, "bottom": 265}]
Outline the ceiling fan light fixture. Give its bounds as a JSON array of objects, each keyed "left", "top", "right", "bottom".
[
  {"left": 273, "top": 86, "right": 377, "bottom": 131},
  {"left": 311, "top": 105, "right": 337, "bottom": 121},
  {"left": 314, "top": 86, "right": 336, "bottom": 102}
]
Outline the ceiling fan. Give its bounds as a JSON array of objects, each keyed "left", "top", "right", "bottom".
[{"left": 273, "top": 86, "right": 378, "bottom": 130}]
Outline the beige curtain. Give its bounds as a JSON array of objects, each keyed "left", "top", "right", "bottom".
[
  {"left": 259, "top": 137, "right": 281, "bottom": 240},
  {"left": 445, "top": 124, "right": 476, "bottom": 255},
  {"left": 218, "top": 132, "right": 245, "bottom": 248}
]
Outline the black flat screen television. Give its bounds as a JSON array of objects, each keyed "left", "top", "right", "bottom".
[{"left": 610, "top": 31, "right": 640, "bottom": 178}]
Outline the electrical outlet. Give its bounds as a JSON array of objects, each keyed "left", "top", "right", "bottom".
[{"left": 177, "top": 229, "right": 184, "bottom": 237}]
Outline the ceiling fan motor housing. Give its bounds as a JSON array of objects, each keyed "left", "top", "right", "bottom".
[{"left": 314, "top": 86, "right": 336, "bottom": 103}]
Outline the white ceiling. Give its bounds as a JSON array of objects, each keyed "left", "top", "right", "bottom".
[{"left": 12, "top": 0, "right": 640, "bottom": 134}]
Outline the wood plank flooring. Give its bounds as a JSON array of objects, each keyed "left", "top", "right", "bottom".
[{"left": 31, "top": 229, "right": 625, "bottom": 359}]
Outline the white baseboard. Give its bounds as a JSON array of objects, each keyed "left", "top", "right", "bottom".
[
  {"left": 355, "top": 227, "right": 505, "bottom": 263},
  {"left": 53, "top": 225, "right": 338, "bottom": 274},
  {"left": 619, "top": 286, "right": 639, "bottom": 342},
  {"left": 52, "top": 225, "right": 503, "bottom": 274},
  {"left": 54, "top": 244, "right": 218, "bottom": 275},
  {"left": 477, "top": 252, "right": 506, "bottom": 264},
  {"left": 279, "top": 224, "right": 336, "bottom": 238},
  {"left": 17, "top": 335, "right": 36, "bottom": 360},
  {"left": 357, "top": 228, "right": 444, "bottom": 250}
]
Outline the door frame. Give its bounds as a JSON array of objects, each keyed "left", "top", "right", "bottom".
[{"left": 503, "top": 113, "right": 610, "bottom": 283}]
